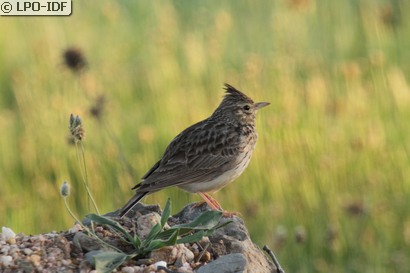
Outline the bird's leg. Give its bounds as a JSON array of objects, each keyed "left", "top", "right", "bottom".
[
  {"left": 198, "top": 192, "right": 222, "bottom": 211},
  {"left": 202, "top": 192, "right": 225, "bottom": 210},
  {"left": 198, "top": 192, "right": 238, "bottom": 217}
]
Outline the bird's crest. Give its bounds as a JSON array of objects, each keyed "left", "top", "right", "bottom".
[{"left": 223, "top": 83, "right": 254, "bottom": 104}]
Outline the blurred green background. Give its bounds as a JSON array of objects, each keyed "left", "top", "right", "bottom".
[{"left": 1, "top": 0, "right": 410, "bottom": 272}]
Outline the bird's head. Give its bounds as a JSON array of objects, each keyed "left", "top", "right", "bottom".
[{"left": 213, "top": 84, "right": 270, "bottom": 125}]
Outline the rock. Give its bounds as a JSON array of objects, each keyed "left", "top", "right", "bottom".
[
  {"left": 0, "top": 255, "right": 13, "bottom": 267},
  {"left": 178, "top": 262, "right": 193, "bottom": 273},
  {"left": 149, "top": 243, "right": 194, "bottom": 266},
  {"left": 1, "top": 202, "right": 279, "bottom": 273},
  {"left": 29, "top": 254, "right": 41, "bottom": 267},
  {"left": 129, "top": 202, "right": 277, "bottom": 273},
  {"left": 112, "top": 203, "right": 162, "bottom": 219},
  {"left": 1, "top": 227, "right": 16, "bottom": 241},
  {"left": 68, "top": 223, "right": 83, "bottom": 234},
  {"left": 153, "top": 260, "right": 167, "bottom": 270},
  {"left": 149, "top": 246, "right": 178, "bottom": 264},
  {"left": 174, "top": 244, "right": 195, "bottom": 267},
  {"left": 72, "top": 232, "right": 106, "bottom": 252},
  {"left": 197, "top": 253, "right": 246, "bottom": 273},
  {"left": 136, "top": 213, "right": 161, "bottom": 239},
  {"left": 0, "top": 245, "right": 10, "bottom": 255},
  {"left": 209, "top": 216, "right": 275, "bottom": 273},
  {"left": 171, "top": 202, "right": 210, "bottom": 223},
  {"left": 121, "top": 266, "right": 135, "bottom": 273},
  {"left": 6, "top": 238, "right": 16, "bottom": 245},
  {"left": 197, "top": 250, "right": 211, "bottom": 263},
  {"left": 23, "top": 248, "right": 33, "bottom": 255},
  {"left": 174, "top": 203, "right": 276, "bottom": 273}
]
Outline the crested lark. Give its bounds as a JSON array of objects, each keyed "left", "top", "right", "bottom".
[{"left": 120, "top": 84, "right": 269, "bottom": 217}]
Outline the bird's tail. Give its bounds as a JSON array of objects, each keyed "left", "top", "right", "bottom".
[{"left": 119, "top": 192, "right": 148, "bottom": 218}]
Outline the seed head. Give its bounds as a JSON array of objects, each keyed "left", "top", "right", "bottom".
[
  {"left": 63, "top": 47, "right": 87, "bottom": 72},
  {"left": 344, "top": 200, "right": 366, "bottom": 217},
  {"left": 89, "top": 95, "right": 106, "bottom": 120},
  {"left": 69, "top": 113, "right": 85, "bottom": 142},
  {"left": 326, "top": 225, "right": 338, "bottom": 246},
  {"left": 60, "top": 181, "right": 70, "bottom": 197},
  {"left": 380, "top": 4, "right": 401, "bottom": 28},
  {"left": 294, "top": 225, "right": 307, "bottom": 244},
  {"left": 274, "top": 225, "right": 287, "bottom": 249}
]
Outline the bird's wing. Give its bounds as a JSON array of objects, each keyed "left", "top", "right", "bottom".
[{"left": 136, "top": 119, "right": 243, "bottom": 192}]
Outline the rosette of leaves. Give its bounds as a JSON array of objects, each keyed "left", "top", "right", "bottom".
[{"left": 84, "top": 198, "right": 231, "bottom": 273}]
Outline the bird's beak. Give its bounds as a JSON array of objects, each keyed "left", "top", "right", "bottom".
[{"left": 254, "top": 102, "right": 270, "bottom": 110}]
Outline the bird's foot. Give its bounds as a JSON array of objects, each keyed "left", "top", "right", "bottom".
[
  {"left": 194, "top": 202, "right": 238, "bottom": 217},
  {"left": 221, "top": 210, "right": 240, "bottom": 218}
]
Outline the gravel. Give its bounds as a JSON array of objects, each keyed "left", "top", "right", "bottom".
[{"left": 0, "top": 202, "right": 276, "bottom": 272}]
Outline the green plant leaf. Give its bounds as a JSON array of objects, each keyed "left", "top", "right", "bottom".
[
  {"left": 161, "top": 198, "right": 171, "bottom": 228},
  {"left": 134, "top": 234, "right": 142, "bottom": 248},
  {"left": 142, "top": 223, "right": 162, "bottom": 247},
  {"left": 84, "top": 250, "right": 101, "bottom": 266},
  {"left": 213, "top": 219, "right": 234, "bottom": 230},
  {"left": 154, "top": 228, "right": 179, "bottom": 240},
  {"left": 172, "top": 211, "right": 223, "bottom": 230},
  {"left": 146, "top": 229, "right": 179, "bottom": 251},
  {"left": 85, "top": 214, "right": 134, "bottom": 243},
  {"left": 176, "top": 230, "right": 207, "bottom": 244},
  {"left": 157, "top": 211, "right": 229, "bottom": 241},
  {"left": 93, "top": 251, "right": 129, "bottom": 273}
]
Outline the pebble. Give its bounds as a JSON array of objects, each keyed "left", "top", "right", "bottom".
[
  {"left": 6, "top": 238, "right": 16, "bottom": 245},
  {"left": 149, "top": 246, "right": 177, "bottom": 264},
  {"left": 154, "top": 260, "right": 167, "bottom": 270},
  {"left": 37, "top": 235, "right": 46, "bottom": 242},
  {"left": 10, "top": 245, "right": 19, "bottom": 252},
  {"left": 178, "top": 262, "right": 194, "bottom": 273},
  {"left": 0, "top": 255, "right": 13, "bottom": 267},
  {"left": 199, "top": 251, "right": 211, "bottom": 263},
  {"left": 1, "top": 227, "right": 16, "bottom": 240},
  {"left": 121, "top": 266, "right": 135, "bottom": 273},
  {"left": 30, "top": 254, "right": 41, "bottom": 267},
  {"left": 61, "top": 259, "right": 71, "bottom": 266},
  {"left": 32, "top": 246, "right": 41, "bottom": 252},
  {"left": 23, "top": 248, "right": 33, "bottom": 255},
  {"left": 68, "top": 225, "right": 81, "bottom": 234},
  {"left": 95, "top": 226, "right": 104, "bottom": 232},
  {"left": 133, "top": 266, "right": 144, "bottom": 273},
  {"left": 1, "top": 245, "right": 10, "bottom": 254},
  {"left": 11, "top": 252, "right": 19, "bottom": 259},
  {"left": 136, "top": 213, "right": 160, "bottom": 239},
  {"left": 47, "top": 255, "right": 56, "bottom": 262}
]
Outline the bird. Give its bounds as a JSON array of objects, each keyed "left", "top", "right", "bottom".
[{"left": 119, "top": 83, "right": 269, "bottom": 217}]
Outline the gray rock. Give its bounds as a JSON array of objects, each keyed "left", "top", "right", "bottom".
[
  {"left": 0, "top": 255, "right": 13, "bottom": 267},
  {"left": 136, "top": 213, "right": 160, "bottom": 239},
  {"left": 22, "top": 248, "right": 33, "bottom": 255},
  {"left": 114, "top": 201, "right": 277, "bottom": 272},
  {"left": 197, "top": 253, "right": 246, "bottom": 273},
  {"left": 72, "top": 232, "right": 107, "bottom": 252},
  {"left": 173, "top": 203, "right": 276, "bottom": 273},
  {"left": 208, "top": 216, "right": 275, "bottom": 273},
  {"left": 112, "top": 203, "right": 162, "bottom": 219}
]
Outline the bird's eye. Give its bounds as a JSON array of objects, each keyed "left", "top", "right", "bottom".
[{"left": 243, "top": 105, "right": 251, "bottom": 111}]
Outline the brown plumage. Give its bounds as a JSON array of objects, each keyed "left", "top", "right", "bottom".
[{"left": 119, "top": 84, "right": 269, "bottom": 217}]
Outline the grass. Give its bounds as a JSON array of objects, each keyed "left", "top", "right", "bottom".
[{"left": 1, "top": 0, "right": 410, "bottom": 272}]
